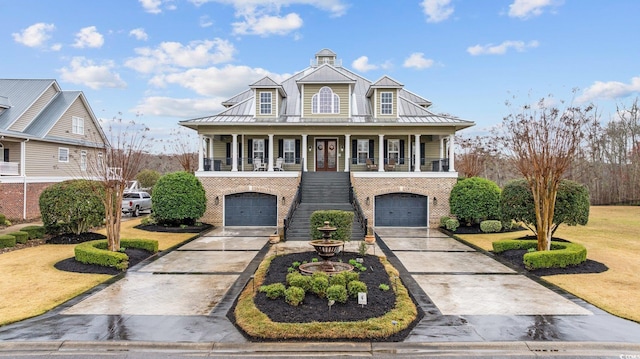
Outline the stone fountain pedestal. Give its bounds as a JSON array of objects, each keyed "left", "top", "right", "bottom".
[{"left": 299, "top": 221, "right": 354, "bottom": 275}]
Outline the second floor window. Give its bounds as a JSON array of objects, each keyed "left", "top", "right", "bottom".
[
  {"left": 80, "top": 150, "right": 87, "bottom": 171},
  {"left": 58, "top": 147, "right": 69, "bottom": 163},
  {"left": 260, "top": 92, "right": 272, "bottom": 115},
  {"left": 312, "top": 86, "right": 340, "bottom": 114},
  {"left": 72, "top": 116, "right": 84, "bottom": 135},
  {"left": 381, "top": 92, "right": 393, "bottom": 115}
]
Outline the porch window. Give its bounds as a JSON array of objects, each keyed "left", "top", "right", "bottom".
[
  {"left": 357, "top": 139, "right": 369, "bottom": 164},
  {"left": 253, "top": 139, "right": 265, "bottom": 160},
  {"left": 58, "top": 147, "right": 69, "bottom": 163},
  {"left": 380, "top": 92, "right": 393, "bottom": 115},
  {"left": 80, "top": 150, "right": 87, "bottom": 171},
  {"left": 72, "top": 116, "right": 84, "bottom": 135},
  {"left": 260, "top": 92, "right": 272, "bottom": 115},
  {"left": 387, "top": 139, "right": 399, "bottom": 162},
  {"left": 283, "top": 139, "right": 295, "bottom": 164},
  {"left": 312, "top": 86, "right": 340, "bottom": 114}
]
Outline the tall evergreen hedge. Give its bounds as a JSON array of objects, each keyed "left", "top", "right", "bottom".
[
  {"left": 152, "top": 171, "right": 206, "bottom": 226},
  {"left": 39, "top": 180, "right": 105, "bottom": 235},
  {"left": 449, "top": 177, "right": 501, "bottom": 225}
]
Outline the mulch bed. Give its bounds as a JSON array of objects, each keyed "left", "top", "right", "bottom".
[
  {"left": 54, "top": 248, "right": 155, "bottom": 275},
  {"left": 134, "top": 223, "right": 213, "bottom": 233},
  {"left": 46, "top": 232, "right": 106, "bottom": 244},
  {"left": 453, "top": 224, "right": 526, "bottom": 235},
  {"left": 495, "top": 248, "right": 609, "bottom": 276},
  {"left": 254, "top": 251, "right": 396, "bottom": 323}
]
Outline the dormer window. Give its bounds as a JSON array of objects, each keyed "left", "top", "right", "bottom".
[
  {"left": 260, "top": 92, "right": 272, "bottom": 115},
  {"left": 312, "top": 86, "right": 340, "bottom": 114},
  {"left": 380, "top": 92, "right": 393, "bottom": 115}
]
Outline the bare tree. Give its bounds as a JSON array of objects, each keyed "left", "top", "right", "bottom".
[
  {"left": 164, "top": 127, "right": 198, "bottom": 173},
  {"left": 455, "top": 135, "right": 497, "bottom": 178},
  {"left": 86, "top": 114, "right": 151, "bottom": 251},
  {"left": 499, "top": 97, "right": 593, "bottom": 251}
]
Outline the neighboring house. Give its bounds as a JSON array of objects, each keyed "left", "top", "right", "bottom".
[
  {"left": 180, "top": 49, "right": 474, "bottom": 229},
  {"left": 0, "top": 79, "right": 107, "bottom": 220}
]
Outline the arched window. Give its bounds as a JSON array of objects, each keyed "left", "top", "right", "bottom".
[{"left": 311, "top": 86, "right": 340, "bottom": 114}]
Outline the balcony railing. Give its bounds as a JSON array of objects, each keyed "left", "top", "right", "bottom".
[{"left": 0, "top": 162, "right": 20, "bottom": 176}]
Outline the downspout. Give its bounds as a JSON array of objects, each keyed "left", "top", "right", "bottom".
[{"left": 21, "top": 139, "right": 29, "bottom": 220}]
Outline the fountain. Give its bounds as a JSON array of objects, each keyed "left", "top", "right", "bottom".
[{"left": 298, "top": 221, "right": 354, "bottom": 275}]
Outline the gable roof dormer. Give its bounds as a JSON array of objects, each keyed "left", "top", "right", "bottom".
[
  {"left": 250, "top": 76, "right": 287, "bottom": 98},
  {"left": 366, "top": 75, "right": 404, "bottom": 97},
  {"left": 296, "top": 64, "right": 356, "bottom": 85}
]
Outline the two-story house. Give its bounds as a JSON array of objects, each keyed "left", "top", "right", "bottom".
[
  {"left": 0, "top": 79, "right": 107, "bottom": 221},
  {"left": 180, "top": 49, "right": 473, "bottom": 231}
]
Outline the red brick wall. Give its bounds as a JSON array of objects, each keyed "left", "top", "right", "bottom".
[{"left": 0, "top": 182, "right": 54, "bottom": 221}]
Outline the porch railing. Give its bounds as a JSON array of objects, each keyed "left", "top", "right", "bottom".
[
  {"left": 350, "top": 185, "right": 368, "bottom": 236},
  {"left": 283, "top": 158, "right": 304, "bottom": 240},
  {"left": 0, "top": 162, "right": 20, "bottom": 176}
]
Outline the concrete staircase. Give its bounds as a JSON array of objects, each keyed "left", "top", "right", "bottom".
[{"left": 285, "top": 172, "right": 365, "bottom": 241}]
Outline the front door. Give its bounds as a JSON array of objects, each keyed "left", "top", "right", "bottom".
[{"left": 315, "top": 139, "right": 337, "bottom": 171}]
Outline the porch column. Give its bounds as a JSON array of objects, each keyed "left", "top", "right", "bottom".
[
  {"left": 344, "top": 134, "right": 351, "bottom": 172},
  {"left": 20, "top": 140, "right": 26, "bottom": 176},
  {"left": 198, "top": 134, "right": 204, "bottom": 171},
  {"left": 301, "top": 134, "right": 308, "bottom": 172},
  {"left": 267, "top": 134, "right": 274, "bottom": 171},
  {"left": 231, "top": 134, "right": 238, "bottom": 172},
  {"left": 439, "top": 136, "right": 445, "bottom": 160},
  {"left": 378, "top": 134, "right": 385, "bottom": 172},
  {"left": 448, "top": 134, "right": 455, "bottom": 172},
  {"left": 208, "top": 135, "right": 215, "bottom": 171},
  {"left": 414, "top": 134, "right": 421, "bottom": 172}
]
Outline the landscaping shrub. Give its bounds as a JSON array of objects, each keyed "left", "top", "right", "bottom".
[
  {"left": 286, "top": 272, "right": 311, "bottom": 291},
  {"left": 39, "top": 180, "right": 105, "bottom": 235},
  {"left": 449, "top": 177, "right": 501, "bottom": 225},
  {"left": 135, "top": 169, "right": 161, "bottom": 190},
  {"left": 0, "top": 234, "right": 16, "bottom": 248},
  {"left": 342, "top": 271, "right": 360, "bottom": 284},
  {"left": 152, "top": 171, "right": 206, "bottom": 226},
  {"left": 329, "top": 273, "right": 347, "bottom": 287},
  {"left": 326, "top": 284, "right": 348, "bottom": 304},
  {"left": 0, "top": 213, "right": 7, "bottom": 226},
  {"left": 310, "top": 210, "right": 354, "bottom": 241},
  {"left": 7, "top": 231, "right": 28, "bottom": 244},
  {"left": 480, "top": 220, "right": 502, "bottom": 233},
  {"left": 74, "top": 238, "right": 159, "bottom": 271},
  {"left": 310, "top": 275, "right": 329, "bottom": 298},
  {"left": 259, "top": 283, "right": 286, "bottom": 299},
  {"left": 20, "top": 225, "right": 45, "bottom": 239},
  {"left": 284, "top": 286, "right": 305, "bottom": 306},
  {"left": 500, "top": 179, "right": 590, "bottom": 235},
  {"left": 492, "top": 239, "right": 587, "bottom": 270},
  {"left": 347, "top": 280, "right": 368, "bottom": 298},
  {"left": 444, "top": 218, "right": 459, "bottom": 232}
]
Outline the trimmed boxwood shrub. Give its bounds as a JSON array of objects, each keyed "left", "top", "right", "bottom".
[
  {"left": 0, "top": 214, "right": 6, "bottom": 226},
  {"left": 152, "top": 171, "right": 206, "bottom": 226},
  {"left": 326, "top": 284, "right": 348, "bottom": 304},
  {"left": 310, "top": 275, "right": 329, "bottom": 298},
  {"left": 20, "top": 225, "right": 45, "bottom": 240},
  {"left": 39, "top": 180, "right": 105, "bottom": 235},
  {"left": 0, "top": 234, "right": 16, "bottom": 248},
  {"left": 450, "top": 177, "right": 501, "bottom": 225},
  {"left": 310, "top": 210, "right": 354, "bottom": 241},
  {"left": 286, "top": 272, "right": 311, "bottom": 292},
  {"left": 492, "top": 239, "right": 587, "bottom": 269},
  {"left": 7, "top": 231, "right": 28, "bottom": 244},
  {"left": 480, "top": 220, "right": 502, "bottom": 233},
  {"left": 259, "top": 283, "right": 286, "bottom": 299},
  {"left": 347, "top": 280, "right": 368, "bottom": 298},
  {"left": 284, "top": 286, "right": 305, "bottom": 306},
  {"left": 74, "top": 238, "right": 159, "bottom": 271},
  {"left": 444, "top": 218, "right": 459, "bottom": 232}
]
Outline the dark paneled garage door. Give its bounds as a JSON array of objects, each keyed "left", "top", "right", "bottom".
[
  {"left": 225, "top": 192, "right": 277, "bottom": 226},
  {"left": 375, "top": 193, "right": 428, "bottom": 227}
]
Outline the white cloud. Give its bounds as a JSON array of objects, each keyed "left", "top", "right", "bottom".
[
  {"left": 403, "top": 53, "right": 435, "bottom": 69},
  {"left": 50, "top": 43, "right": 63, "bottom": 51},
  {"left": 139, "top": 0, "right": 163, "bottom": 13},
  {"left": 577, "top": 77, "right": 640, "bottom": 103},
  {"left": 189, "top": 0, "right": 347, "bottom": 17},
  {"left": 72, "top": 26, "right": 104, "bottom": 48},
  {"left": 129, "top": 28, "right": 149, "bottom": 41},
  {"left": 125, "top": 38, "right": 236, "bottom": 73},
  {"left": 421, "top": 0, "right": 454, "bottom": 23},
  {"left": 467, "top": 40, "right": 539, "bottom": 56},
  {"left": 233, "top": 13, "right": 303, "bottom": 36},
  {"left": 199, "top": 15, "right": 214, "bottom": 27},
  {"left": 58, "top": 57, "right": 127, "bottom": 90},
  {"left": 508, "top": 0, "right": 558, "bottom": 19},
  {"left": 352, "top": 56, "right": 378, "bottom": 72},
  {"left": 12, "top": 22, "right": 55, "bottom": 48},
  {"left": 133, "top": 96, "right": 226, "bottom": 118}
]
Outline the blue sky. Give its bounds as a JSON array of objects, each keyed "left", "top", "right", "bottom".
[{"left": 2, "top": 0, "right": 640, "bottom": 149}]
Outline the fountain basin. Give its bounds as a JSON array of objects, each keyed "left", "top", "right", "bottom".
[{"left": 298, "top": 261, "right": 354, "bottom": 275}]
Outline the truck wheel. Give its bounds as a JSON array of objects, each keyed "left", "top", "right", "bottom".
[{"left": 133, "top": 206, "right": 140, "bottom": 217}]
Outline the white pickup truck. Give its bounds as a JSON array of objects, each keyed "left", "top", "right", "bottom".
[{"left": 122, "top": 191, "right": 152, "bottom": 217}]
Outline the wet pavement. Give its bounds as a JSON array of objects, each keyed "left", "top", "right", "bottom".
[{"left": 1, "top": 226, "right": 640, "bottom": 356}]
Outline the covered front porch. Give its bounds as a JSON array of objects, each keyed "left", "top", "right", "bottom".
[{"left": 0, "top": 138, "right": 25, "bottom": 176}]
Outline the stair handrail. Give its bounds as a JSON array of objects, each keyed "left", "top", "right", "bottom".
[
  {"left": 283, "top": 157, "right": 304, "bottom": 240},
  {"left": 350, "top": 185, "right": 368, "bottom": 236}
]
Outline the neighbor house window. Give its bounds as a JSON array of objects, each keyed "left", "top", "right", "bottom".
[
  {"left": 357, "top": 139, "right": 369, "bottom": 164},
  {"left": 380, "top": 92, "right": 393, "bottom": 115},
  {"left": 312, "top": 86, "right": 340, "bottom": 114},
  {"left": 283, "top": 139, "right": 295, "bottom": 164},
  {"left": 253, "top": 139, "right": 265, "bottom": 160},
  {"left": 80, "top": 150, "right": 87, "bottom": 171},
  {"left": 72, "top": 116, "right": 84, "bottom": 135},
  {"left": 260, "top": 92, "right": 272, "bottom": 115},
  {"left": 387, "top": 139, "right": 399, "bottom": 162},
  {"left": 97, "top": 152, "right": 103, "bottom": 172},
  {"left": 58, "top": 147, "right": 69, "bottom": 163}
]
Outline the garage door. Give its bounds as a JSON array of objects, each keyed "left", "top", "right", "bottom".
[
  {"left": 375, "top": 193, "right": 428, "bottom": 227},
  {"left": 225, "top": 192, "right": 277, "bottom": 226}
]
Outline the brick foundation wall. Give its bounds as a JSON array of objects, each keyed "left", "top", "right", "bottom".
[
  {"left": 0, "top": 182, "right": 54, "bottom": 221},
  {"left": 350, "top": 175, "right": 456, "bottom": 227},
  {"left": 198, "top": 176, "right": 300, "bottom": 227}
]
